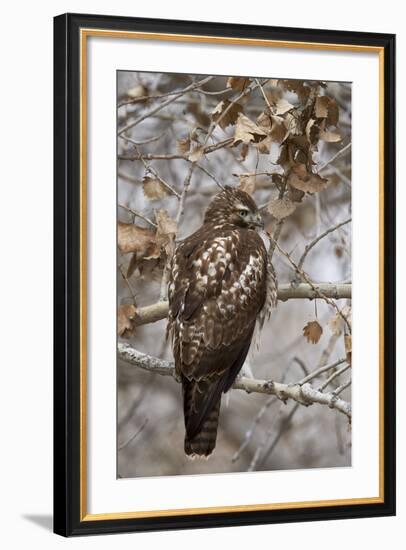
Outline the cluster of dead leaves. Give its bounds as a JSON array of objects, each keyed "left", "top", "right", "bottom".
[
  {"left": 232, "top": 81, "right": 341, "bottom": 222},
  {"left": 118, "top": 209, "right": 177, "bottom": 280},
  {"left": 205, "top": 79, "right": 341, "bottom": 227}
]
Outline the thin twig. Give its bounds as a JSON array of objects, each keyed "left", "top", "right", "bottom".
[
  {"left": 119, "top": 131, "right": 166, "bottom": 146},
  {"left": 297, "top": 218, "right": 351, "bottom": 271},
  {"left": 118, "top": 204, "right": 157, "bottom": 228},
  {"left": 333, "top": 378, "right": 352, "bottom": 396},
  {"left": 118, "top": 264, "right": 137, "bottom": 305},
  {"left": 132, "top": 143, "right": 181, "bottom": 199},
  {"left": 317, "top": 363, "right": 351, "bottom": 392},
  {"left": 255, "top": 78, "right": 272, "bottom": 110},
  {"left": 318, "top": 142, "right": 351, "bottom": 172},
  {"left": 232, "top": 359, "right": 297, "bottom": 463},
  {"left": 118, "top": 138, "right": 234, "bottom": 162},
  {"left": 250, "top": 403, "right": 300, "bottom": 471},
  {"left": 195, "top": 163, "right": 225, "bottom": 190},
  {"left": 298, "top": 357, "right": 347, "bottom": 385},
  {"left": 118, "top": 76, "right": 214, "bottom": 134},
  {"left": 118, "top": 418, "right": 149, "bottom": 450}
]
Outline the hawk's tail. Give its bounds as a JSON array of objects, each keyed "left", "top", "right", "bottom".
[
  {"left": 182, "top": 377, "right": 222, "bottom": 458},
  {"left": 184, "top": 399, "right": 221, "bottom": 457}
]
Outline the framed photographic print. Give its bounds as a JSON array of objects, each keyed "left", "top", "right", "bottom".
[{"left": 53, "top": 13, "right": 396, "bottom": 536}]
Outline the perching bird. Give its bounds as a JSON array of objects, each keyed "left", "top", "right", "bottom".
[{"left": 167, "top": 186, "right": 277, "bottom": 457}]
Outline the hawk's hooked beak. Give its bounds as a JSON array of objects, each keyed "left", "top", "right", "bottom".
[{"left": 250, "top": 212, "right": 265, "bottom": 229}]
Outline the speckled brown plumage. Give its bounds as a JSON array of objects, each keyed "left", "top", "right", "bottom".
[{"left": 167, "top": 186, "right": 277, "bottom": 457}]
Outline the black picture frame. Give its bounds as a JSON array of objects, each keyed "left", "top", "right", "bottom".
[{"left": 54, "top": 12, "right": 396, "bottom": 537}]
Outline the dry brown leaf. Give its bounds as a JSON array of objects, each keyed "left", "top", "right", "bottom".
[
  {"left": 118, "top": 304, "right": 137, "bottom": 337},
  {"left": 238, "top": 174, "right": 256, "bottom": 195},
  {"left": 275, "top": 98, "right": 294, "bottom": 116},
  {"left": 257, "top": 111, "right": 272, "bottom": 129},
  {"left": 186, "top": 102, "right": 210, "bottom": 127},
  {"left": 117, "top": 221, "right": 157, "bottom": 256},
  {"left": 276, "top": 144, "right": 289, "bottom": 167},
  {"left": 239, "top": 143, "right": 249, "bottom": 161},
  {"left": 335, "top": 245, "right": 344, "bottom": 258},
  {"left": 256, "top": 111, "right": 286, "bottom": 140},
  {"left": 226, "top": 76, "right": 251, "bottom": 92},
  {"left": 211, "top": 100, "right": 243, "bottom": 130},
  {"left": 267, "top": 197, "right": 297, "bottom": 220},
  {"left": 287, "top": 183, "right": 305, "bottom": 203},
  {"left": 287, "top": 163, "right": 328, "bottom": 193},
  {"left": 279, "top": 80, "right": 310, "bottom": 103},
  {"left": 155, "top": 209, "right": 177, "bottom": 236},
  {"left": 155, "top": 209, "right": 177, "bottom": 257},
  {"left": 303, "top": 320, "right": 323, "bottom": 344},
  {"left": 315, "top": 96, "right": 339, "bottom": 126},
  {"left": 253, "top": 135, "right": 273, "bottom": 154},
  {"left": 315, "top": 96, "right": 330, "bottom": 118},
  {"left": 176, "top": 137, "right": 190, "bottom": 155},
  {"left": 319, "top": 128, "right": 342, "bottom": 142},
  {"left": 305, "top": 118, "right": 320, "bottom": 145},
  {"left": 344, "top": 334, "right": 352, "bottom": 364},
  {"left": 233, "top": 113, "right": 267, "bottom": 146},
  {"left": 327, "top": 306, "right": 352, "bottom": 335},
  {"left": 269, "top": 115, "right": 287, "bottom": 143},
  {"left": 283, "top": 111, "right": 302, "bottom": 135},
  {"left": 142, "top": 176, "right": 170, "bottom": 200},
  {"left": 188, "top": 145, "right": 205, "bottom": 163}
]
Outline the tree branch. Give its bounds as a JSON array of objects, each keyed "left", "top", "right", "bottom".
[
  {"left": 297, "top": 218, "right": 351, "bottom": 271},
  {"left": 118, "top": 76, "right": 214, "bottom": 135},
  {"left": 118, "top": 343, "right": 351, "bottom": 420},
  {"left": 118, "top": 138, "right": 234, "bottom": 162},
  {"left": 132, "top": 283, "right": 351, "bottom": 326},
  {"left": 271, "top": 238, "right": 352, "bottom": 334},
  {"left": 318, "top": 142, "right": 351, "bottom": 172}
]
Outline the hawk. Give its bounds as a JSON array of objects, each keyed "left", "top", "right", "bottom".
[{"left": 167, "top": 186, "right": 277, "bottom": 457}]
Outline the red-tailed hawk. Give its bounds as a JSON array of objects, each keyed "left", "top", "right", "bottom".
[{"left": 167, "top": 186, "right": 277, "bottom": 457}]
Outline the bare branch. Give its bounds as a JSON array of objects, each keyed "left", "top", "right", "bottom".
[
  {"left": 317, "top": 363, "right": 351, "bottom": 391},
  {"left": 118, "top": 76, "right": 214, "bottom": 134},
  {"left": 297, "top": 217, "right": 352, "bottom": 271},
  {"left": 118, "top": 138, "right": 234, "bottom": 162},
  {"left": 249, "top": 403, "right": 300, "bottom": 471},
  {"left": 118, "top": 343, "right": 351, "bottom": 420},
  {"left": 130, "top": 283, "right": 351, "bottom": 327},
  {"left": 118, "top": 264, "right": 137, "bottom": 305},
  {"left": 131, "top": 143, "right": 181, "bottom": 199},
  {"left": 298, "top": 357, "right": 347, "bottom": 385},
  {"left": 318, "top": 142, "right": 351, "bottom": 172},
  {"left": 118, "top": 203, "right": 157, "bottom": 228},
  {"left": 333, "top": 378, "right": 351, "bottom": 396},
  {"left": 270, "top": 238, "right": 352, "bottom": 334},
  {"left": 118, "top": 131, "right": 166, "bottom": 146},
  {"left": 118, "top": 417, "right": 149, "bottom": 450},
  {"left": 134, "top": 301, "right": 169, "bottom": 325}
]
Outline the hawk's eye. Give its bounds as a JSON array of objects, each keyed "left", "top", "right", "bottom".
[{"left": 239, "top": 209, "right": 249, "bottom": 217}]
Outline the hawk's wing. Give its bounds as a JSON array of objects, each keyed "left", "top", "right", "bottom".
[{"left": 167, "top": 225, "right": 268, "bottom": 437}]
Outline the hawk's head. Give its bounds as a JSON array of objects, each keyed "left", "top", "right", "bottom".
[{"left": 204, "top": 186, "right": 264, "bottom": 229}]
